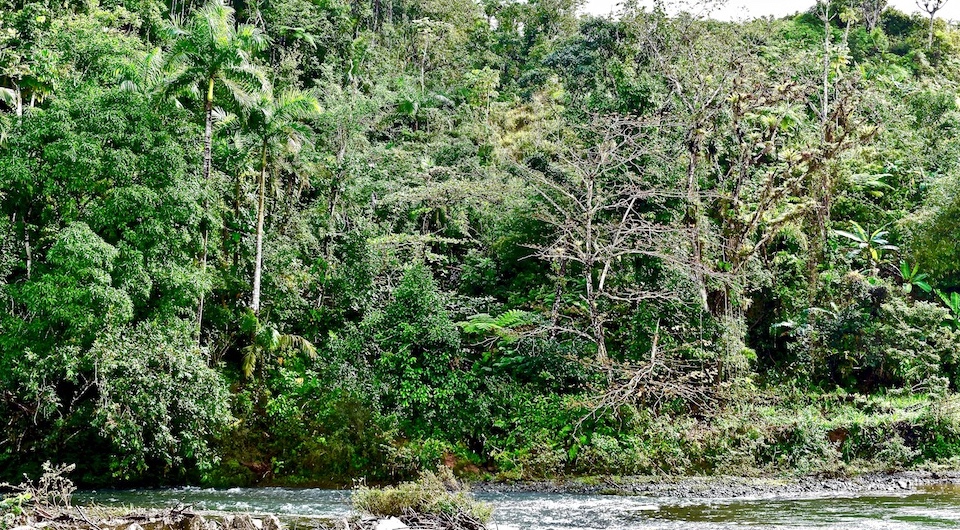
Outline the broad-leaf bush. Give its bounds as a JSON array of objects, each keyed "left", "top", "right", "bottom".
[{"left": 88, "top": 322, "right": 231, "bottom": 480}]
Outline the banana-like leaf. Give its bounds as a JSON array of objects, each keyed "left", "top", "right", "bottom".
[{"left": 832, "top": 229, "right": 865, "bottom": 243}]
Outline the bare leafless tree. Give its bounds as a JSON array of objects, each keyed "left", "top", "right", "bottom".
[
  {"left": 624, "top": 7, "right": 876, "bottom": 373},
  {"left": 862, "top": 0, "right": 887, "bottom": 31},
  {"left": 638, "top": 12, "right": 741, "bottom": 311},
  {"left": 578, "top": 320, "right": 717, "bottom": 423},
  {"left": 528, "top": 116, "right": 695, "bottom": 364},
  {"left": 918, "top": 0, "right": 948, "bottom": 49}
]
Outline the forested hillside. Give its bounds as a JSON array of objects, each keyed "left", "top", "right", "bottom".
[{"left": 2, "top": 0, "right": 960, "bottom": 486}]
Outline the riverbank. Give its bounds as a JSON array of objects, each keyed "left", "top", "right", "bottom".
[
  {"left": 60, "top": 474, "right": 960, "bottom": 530},
  {"left": 28, "top": 480, "right": 960, "bottom": 530},
  {"left": 204, "top": 388, "right": 960, "bottom": 491},
  {"left": 470, "top": 470, "right": 960, "bottom": 499}
]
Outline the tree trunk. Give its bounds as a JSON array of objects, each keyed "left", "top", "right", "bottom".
[
  {"left": 584, "top": 175, "right": 607, "bottom": 364},
  {"left": 14, "top": 82, "right": 22, "bottom": 120},
  {"left": 323, "top": 130, "right": 347, "bottom": 262},
  {"left": 324, "top": 181, "right": 340, "bottom": 261},
  {"left": 251, "top": 142, "right": 268, "bottom": 314},
  {"left": 203, "top": 78, "right": 214, "bottom": 184},
  {"left": 685, "top": 134, "right": 707, "bottom": 308},
  {"left": 585, "top": 266, "right": 607, "bottom": 364},
  {"left": 549, "top": 258, "right": 568, "bottom": 336},
  {"left": 822, "top": 3, "right": 830, "bottom": 132},
  {"left": 196, "top": 77, "right": 215, "bottom": 339},
  {"left": 233, "top": 173, "right": 242, "bottom": 267},
  {"left": 24, "top": 225, "right": 31, "bottom": 280},
  {"left": 420, "top": 42, "right": 428, "bottom": 95}
]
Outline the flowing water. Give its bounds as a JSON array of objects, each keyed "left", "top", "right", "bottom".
[{"left": 75, "top": 484, "right": 960, "bottom": 529}]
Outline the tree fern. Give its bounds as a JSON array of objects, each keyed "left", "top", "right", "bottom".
[{"left": 459, "top": 309, "right": 536, "bottom": 344}]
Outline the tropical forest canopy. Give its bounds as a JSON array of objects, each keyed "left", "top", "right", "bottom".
[{"left": 2, "top": 0, "right": 960, "bottom": 486}]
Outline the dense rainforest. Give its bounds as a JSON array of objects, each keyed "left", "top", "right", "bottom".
[{"left": 2, "top": 0, "right": 960, "bottom": 487}]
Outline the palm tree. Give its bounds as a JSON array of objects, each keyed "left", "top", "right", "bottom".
[
  {"left": 163, "top": 0, "right": 268, "bottom": 330},
  {"left": 1, "top": 49, "right": 57, "bottom": 120},
  {"left": 165, "top": 0, "right": 268, "bottom": 184},
  {"left": 119, "top": 47, "right": 169, "bottom": 100},
  {"left": 242, "top": 87, "right": 321, "bottom": 313}
]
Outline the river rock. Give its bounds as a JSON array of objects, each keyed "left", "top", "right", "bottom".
[
  {"left": 374, "top": 517, "right": 409, "bottom": 530},
  {"left": 125, "top": 523, "right": 144, "bottom": 530},
  {"left": 226, "top": 515, "right": 258, "bottom": 530},
  {"left": 261, "top": 515, "right": 281, "bottom": 530},
  {"left": 176, "top": 515, "right": 207, "bottom": 530}
]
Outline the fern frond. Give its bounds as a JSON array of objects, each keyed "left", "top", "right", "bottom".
[
  {"left": 494, "top": 309, "right": 533, "bottom": 329},
  {"left": 459, "top": 314, "right": 497, "bottom": 335},
  {"left": 241, "top": 345, "right": 257, "bottom": 378},
  {"left": 277, "top": 334, "right": 317, "bottom": 359}
]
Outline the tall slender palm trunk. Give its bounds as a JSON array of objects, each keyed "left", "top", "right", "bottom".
[
  {"left": 202, "top": 78, "right": 215, "bottom": 184},
  {"left": 12, "top": 81, "right": 23, "bottom": 121},
  {"left": 196, "top": 77, "right": 215, "bottom": 339},
  {"left": 685, "top": 133, "right": 707, "bottom": 308},
  {"left": 251, "top": 142, "right": 267, "bottom": 314}
]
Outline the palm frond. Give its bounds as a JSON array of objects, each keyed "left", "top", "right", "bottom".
[
  {"left": 220, "top": 63, "right": 269, "bottom": 107},
  {"left": 276, "top": 89, "right": 323, "bottom": 120},
  {"left": 236, "top": 23, "right": 270, "bottom": 52},
  {"left": 241, "top": 344, "right": 257, "bottom": 378},
  {"left": 212, "top": 106, "right": 239, "bottom": 130},
  {"left": 277, "top": 334, "right": 317, "bottom": 359},
  {"left": 0, "top": 87, "right": 16, "bottom": 106}
]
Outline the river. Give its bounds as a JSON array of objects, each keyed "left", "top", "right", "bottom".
[{"left": 74, "top": 485, "right": 960, "bottom": 529}]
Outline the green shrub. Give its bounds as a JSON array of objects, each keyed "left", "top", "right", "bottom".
[
  {"left": 370, "top": 265, "right": 476, "bottom": 439},
  {"left": 214, "top": 369, "right": 398, "bottom": 486},
  {"left": 788, "top": 274, "right": 960, "bottom": 391},
  {"left": 353, "top": 467, "right": 492, "bottom": 523},
  {"left": 0, "top": 320, "right": 230, "bottom": 484},
  {"left": 914, "top": 405, "right": 960, "bottom": 460},
  {"left": 384, "top": 438, "right": 452, "bottom": 479},
  {"left": 87, "top": 321, "right": 232, "bottom": 481}
]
